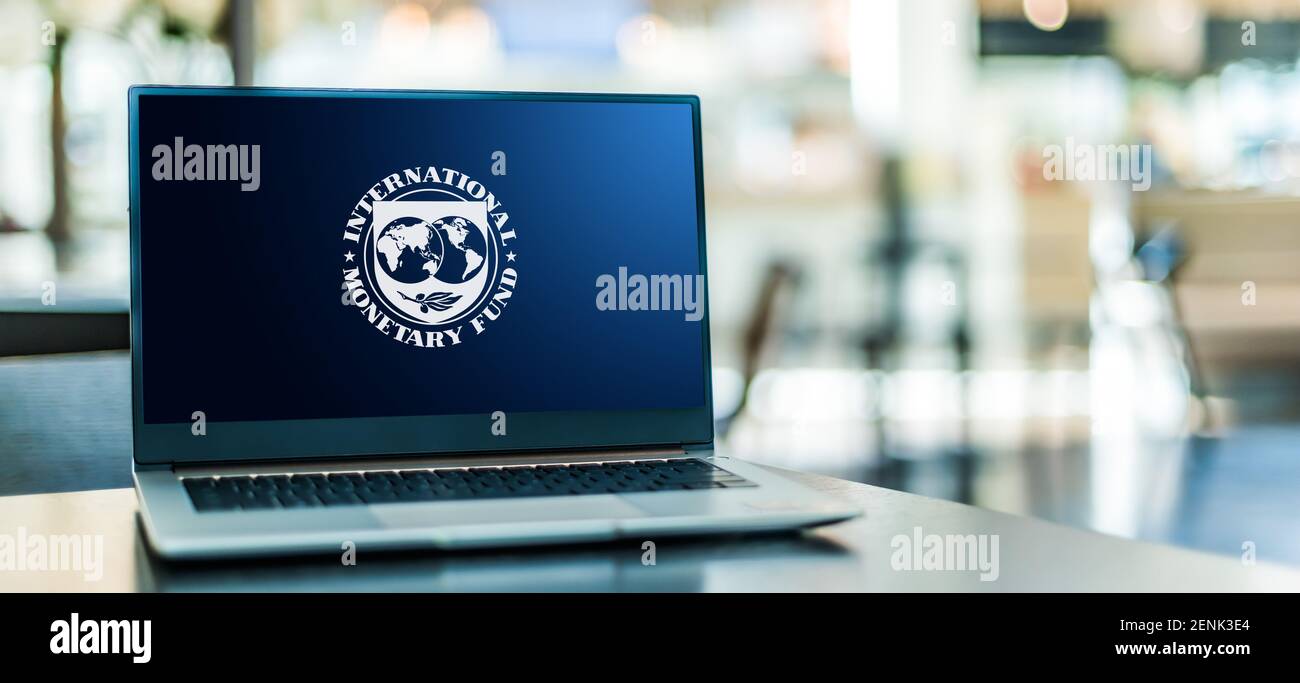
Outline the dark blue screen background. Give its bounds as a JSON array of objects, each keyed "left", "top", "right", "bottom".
[{"left": 136, "top": 93, "right": 706, "bottom": 424}]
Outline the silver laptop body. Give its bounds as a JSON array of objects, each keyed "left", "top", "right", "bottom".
[{"left": 128, "top": 86, "right": 859, "bottom": 560}]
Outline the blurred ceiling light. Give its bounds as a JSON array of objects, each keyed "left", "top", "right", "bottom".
[
  {"left": 380, "top": 2, "right": 433, "bottom": 48},
  {"left": 1109, "top": 1, "right": 1203, "bottom": 77},
  {"left": 434, "top": 6, "right": 500, "bottom": 67},
  {"left": 442, "top": 6, "right": 494, "bottom": 37},
  {"left": 1156, "top": 0, "right": 1197, "bottom": 34},
  {"left": 1022, "top": 0, "right": 1068, "bottom": 32}
]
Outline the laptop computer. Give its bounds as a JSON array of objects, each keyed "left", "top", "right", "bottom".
[{"left": 128, "top": 86, "right": 860, "bottom": 559}]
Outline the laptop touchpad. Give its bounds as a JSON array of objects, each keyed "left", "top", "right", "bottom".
[{"left": 373, "top": 497, "right": 648, "bottom": 528}]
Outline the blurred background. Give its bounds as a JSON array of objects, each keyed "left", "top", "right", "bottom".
[{"left": 2, "top": 0, "right": 1299, "bottom": 566}]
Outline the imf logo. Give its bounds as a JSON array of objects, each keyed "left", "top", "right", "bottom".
[{"left": 341, "top": 166, "right": 519, "bottom": 348}]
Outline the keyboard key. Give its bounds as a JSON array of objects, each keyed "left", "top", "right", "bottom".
[
  {"left": 242, "top": 493, "right": 278, "bottom": 509},
  {"left": 317, "top": 491, "right": 363, "bottom": 507},
  {"left": 276, "top": 493, "right": 314, "bottom": 508},
  {"left": 357, "top": 489, "right": 398, "bottom": 503}
]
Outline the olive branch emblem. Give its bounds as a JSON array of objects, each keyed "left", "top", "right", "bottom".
[{"left": 397, "top": 290, "right": 461, "bottom": 313}]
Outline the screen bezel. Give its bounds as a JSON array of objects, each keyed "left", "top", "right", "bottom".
[{"left": 128, "top": 85, "right": 713, "bottom": 465}]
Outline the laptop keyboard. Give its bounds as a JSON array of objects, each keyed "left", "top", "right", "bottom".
[{"left": 182, "top": 458, "right": 756, "bottom": 513}]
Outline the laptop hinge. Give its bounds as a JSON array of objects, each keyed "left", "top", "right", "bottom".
[{"left": 173, "top": 445, "right": 690, "bottom": 477}]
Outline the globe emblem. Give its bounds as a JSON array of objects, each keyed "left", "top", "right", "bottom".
[
  {"left": 374, "top": 215, "right": 487, "bottom": 286},
  {"left": 374, "top": 217, "right": 442, "bottom": 284},
  {"left": 428, "top": 216, "right": 487, "bottom": 284},
  {"left": 345, "top": 176, "right": 512, "bottom": 343}
]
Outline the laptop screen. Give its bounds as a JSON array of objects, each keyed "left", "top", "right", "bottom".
[{"left": 129, "top": 88, "right": 711, "bottom": 462}]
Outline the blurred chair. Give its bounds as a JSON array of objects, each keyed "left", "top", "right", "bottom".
[
  {"left": 715, "top": 260, "right": 800, "bottom": 437},
  {"left": 1137, "top": 192, "right": 1300, "bottom": 422}
]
